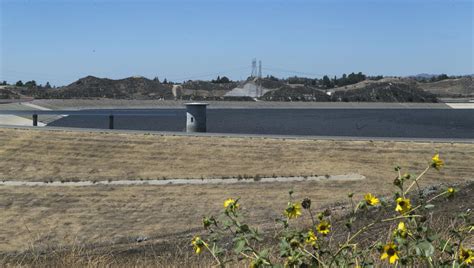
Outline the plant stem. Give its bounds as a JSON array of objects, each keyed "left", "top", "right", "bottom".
[
  {"left": 204, "top": 243, "right": 222, "bottom": 267},
  {"left": 301, "top": 248, "right": 328, "bottom": 268},
  {"left": 404, "top": 165, "right": 430, "bottom": 195},
  {"left": 405, "top": 191, "right": 448, "bottom": 214},
  {"left": 330, "top": 214, "right": 423, "bottom": 266}
]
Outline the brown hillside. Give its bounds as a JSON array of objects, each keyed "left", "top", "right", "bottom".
[
  {"left": 418, "top": 76, "right": 474, "bottom": 97},
  {"left": 54, "top": 76, "right": 174, "bottom": 99}
]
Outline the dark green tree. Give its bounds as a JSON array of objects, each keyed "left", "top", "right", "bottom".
[
  {"left": 15, "top": 80, "right": 24, "bottom": 87},
  {"left": 322, "top": 75, "right": 332, "bottom": 88},
  {"left": 219, "top": 76, "right": 230, "bottom": 83},
  {"left": 437, "top": 74, "right": 449, "bottom": 81},
  {"left": 212, "top": 76, "right": 231, "bottom": 83},
  {"left": 24, "top": 80, "right": 37, "bottom": 88}
]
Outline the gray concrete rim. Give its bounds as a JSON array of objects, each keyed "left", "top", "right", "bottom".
[{"left": 1, "top": 125, "right": 474, "bottom": 144}]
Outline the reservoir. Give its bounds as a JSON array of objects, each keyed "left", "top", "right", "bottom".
[{"left": 46, "top": 108, "right": 474, "bottom": 139}]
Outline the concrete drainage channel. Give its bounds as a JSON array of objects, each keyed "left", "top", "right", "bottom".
[{"left": 0, "top": 174, "right": 365, "bottom": 187}]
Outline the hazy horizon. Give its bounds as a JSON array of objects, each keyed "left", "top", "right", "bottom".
[{"left": 1, "top": 0, "right": 473, "bottom": 86}]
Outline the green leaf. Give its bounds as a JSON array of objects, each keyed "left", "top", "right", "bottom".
[
  {"left": 258, "top": 249, "right": 269, "bottom": 258},
  {"left": 415, "top": 240, "right": 435, "bottom": 257},
  {"left": 424, "top": 204, "right": 435, "bottom": 209},
  {"left": 234, "top": 239, "right": 246, "bottom": 254},
  {"left": 426, "top": 230, "right": 439, "bottom": 242},
  {"left": 237, "top": 224, "right": 250, "bottom": 234},
  {"left": 439, "top": 239, "right": 454, "bottom": 254}
]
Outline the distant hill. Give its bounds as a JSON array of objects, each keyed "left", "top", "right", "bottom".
[
  {"left": 417, "top": 77, "right": 474, "bottom": 97},
  {"left": 260, "top": 81, "right": 438, "bottom": 102},
  {"left": 331, "top": 76, "right": 472, "bottom": 100},
  {"left": 14, "top": 76, "right": 173, "bottom": 99},
  {"left": 332, "top": 82, "right": 438, "bottom": 102},
  {"left": 55, "top": 76, "right": 174, "bottom": 99},
  {"left": 180, "top": 80, "right": 240, "bottom": 98},
  {"left": 260, "top": 85, "right": 330, "bottom": 101},
  {"left": 0, "top": 86, "right": 22, "bottom": 99},
  {"left": 2, "top": 74, "right": 472, "bottom": 102},
  {"left": 409, "top": 73, "right": 439, "bottom": 79},
  {"left": 331, "top": 77, "right": 418, "bottom": 92}
]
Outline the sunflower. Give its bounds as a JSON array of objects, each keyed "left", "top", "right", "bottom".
[
  {"left": 393, "top": 221, "right": 408, "bottom": 238},
  {"left": 223, "top": 198, "right": 239, "bottom": 212},
  {"left": 459, "top": 246, "right": 474, "bottom": 265},
  {"left": 364, "top": 193, "right": 380, "bottom": 206},
  {"left": 381, "top": 242, "right": 399, "bottom": 264},
  {"left": 431, "top": 153, "right": 444, "bottom": 170},
  {"left": 395, "top": 197, "right": 411, "bottom": 214},
  {"left": 305, "top": 230, "right": 317, "bottom": 246},
  {"left": 191, "top": 236, "right": 206, "bottom": 254},
  {"left": 284, "top": 202, "right": 302, "bottom": 219},
  {"left": 317, "top": 220, "right": 331, "bottom": 235}
]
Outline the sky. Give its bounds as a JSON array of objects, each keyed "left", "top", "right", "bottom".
[{"left": 1, "top": 0, "right": 473, "bottom": 86}]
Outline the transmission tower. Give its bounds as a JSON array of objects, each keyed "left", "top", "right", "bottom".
[
  {"left": 258, "top": 60, "right": 262, "bottom": 79},
  {"left": 257, "top": 60, "right": 263, "bottom": 97},
  {"left": 251, "top": 58, "right": 258, "bottom": 78}
]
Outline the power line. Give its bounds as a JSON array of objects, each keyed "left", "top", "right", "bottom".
[
  {"left": 263, "top": 66, "right": 328, "bottom": 77},
  {"left": 166, "top": 66, "right": 249, "bottom": 81},
  {"left": 1, "top": 69, "right": 80, "bottom": 80}
]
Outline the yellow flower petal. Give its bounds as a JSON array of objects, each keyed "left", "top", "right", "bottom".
[
  {"left": 381, "top": 242, "right": 400, "bottom": 264},
  {"left": 431, "top": 153, "right": 444, "bottom": 170},
  {"left": 284, "top": 202, "right": 302, "bottom": 219},
  {"left": 395, "top": 197, "right": 411, "bottom": 214},
  {"left": 389, "top": 254, "right": 399, "bottom": 264},
  {"left": 364, "top": 193, "right": 380, "bottom": 206},
  {"left": 317, "top": 221, "right": 331, "bottom": 235}
]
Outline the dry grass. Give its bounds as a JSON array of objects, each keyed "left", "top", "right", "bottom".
[
  {"left": 0, "top": 128, "right": 473, "bottom": 182},
  {"left": 2, "top": 182, "right": 472, "bottom": 267},
  {"left": 0, "top": 180, "right": 397, "bottom": 252},
  {"left": 0, "top": 128, "right": 473, "bottom": 266}
]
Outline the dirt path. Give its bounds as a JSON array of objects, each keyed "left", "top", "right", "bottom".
[{"left": 0, "top": 174, "right": 365, "bottom": 186}]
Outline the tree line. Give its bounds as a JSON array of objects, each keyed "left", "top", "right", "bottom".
[
  {"left": 414, "top": 74, "right": 461, "bottom": 83},
  {"left": 286, "top": 72, "right": 376, "bottom": 88},
  {"left": 3, "top": 80, "right": 54, "bottom": 89}
]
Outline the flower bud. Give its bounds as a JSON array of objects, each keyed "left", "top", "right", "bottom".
[
  {"left": 323, "top": 209, "right": 331, "bottom": 217},
  {"left": 317, "top": 212, "right": 324, "bottom": 220},
  {"left": 393, "top": 177, "right": 402, "bottom": 186},
  {"left": 301, "top": 198, "right": 311, "bottom": 209},
  {"left": 202, "top": 217, "right": 211, "bottom": 229}
]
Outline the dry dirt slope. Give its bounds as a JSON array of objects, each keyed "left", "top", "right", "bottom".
[{"left": 0, "top": 128, "right": 474, "bottom": 182}]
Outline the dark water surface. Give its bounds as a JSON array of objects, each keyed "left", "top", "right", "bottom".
[{"left": 47, "top": 109, "right": 474, "bottom": 139}]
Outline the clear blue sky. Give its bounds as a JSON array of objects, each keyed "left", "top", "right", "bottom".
[{"left": 1, "top": 0, "right": 473, "bottom": 86}]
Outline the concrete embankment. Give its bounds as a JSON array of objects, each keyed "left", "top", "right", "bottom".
[{"left": 0, "top": 101, "right": 64, "bottom": 126}]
